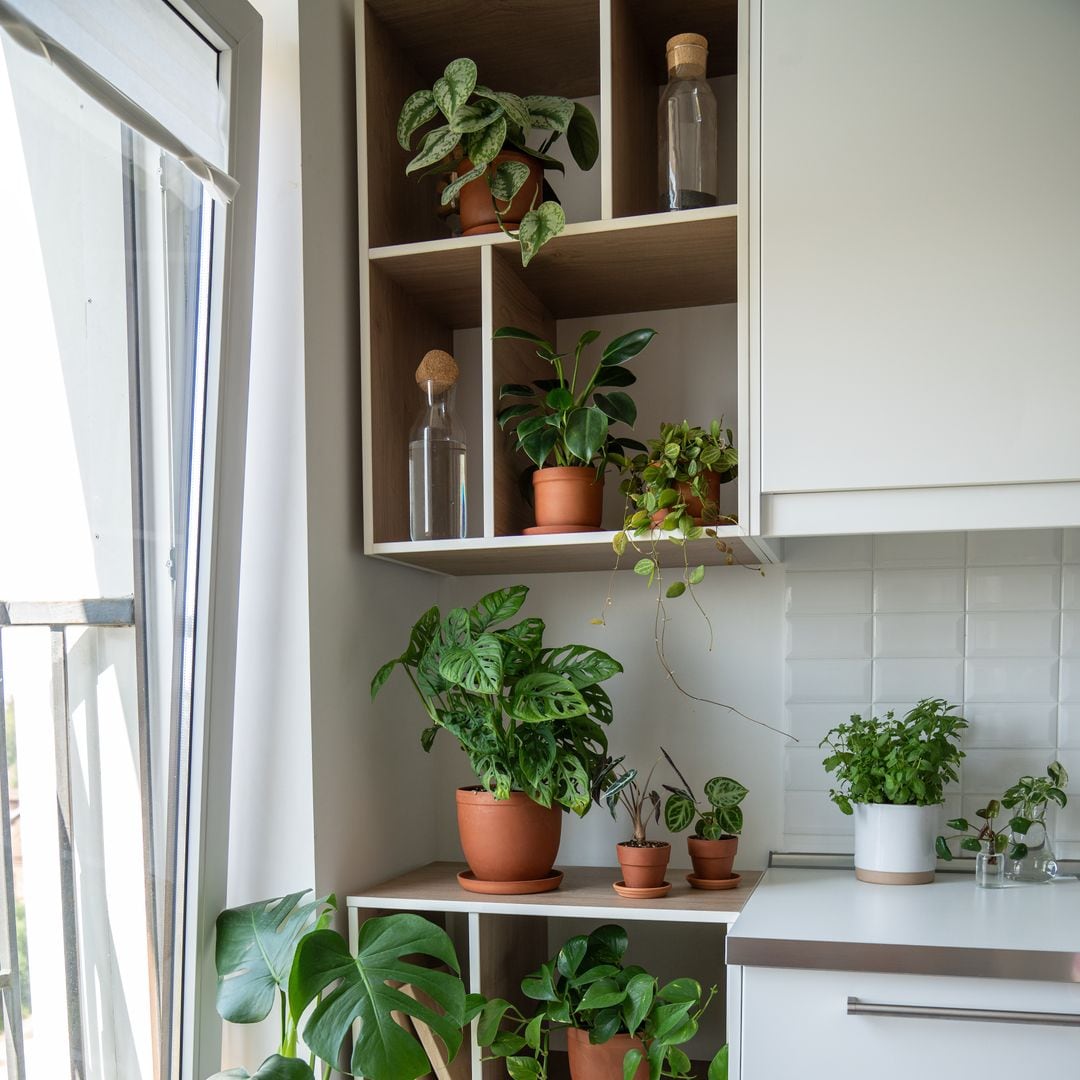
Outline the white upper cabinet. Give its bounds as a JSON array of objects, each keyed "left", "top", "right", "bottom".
[{"left": 751, "top": 0, "right": 1080, "bottom": 535}]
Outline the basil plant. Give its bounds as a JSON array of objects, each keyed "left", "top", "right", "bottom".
[
  {"left": 372, "top": 585, "right": 621, "bottom": 814},
  {"left": 398, "top": 58, "right": 599, "bottom": 265}
]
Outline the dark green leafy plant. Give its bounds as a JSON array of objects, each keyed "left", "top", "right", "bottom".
[
  {"left": 591, "top": 755, "right": 664, "bottom": 844},
  {"left": 371, "top": 585, "right": 621, "bottom": 814},
  {"left": 1002, "top": 761, "right": 1069, "bottom": 851},
  {"left": 212, "top": 895, "right": 480, "bottom": 1080},
  {"left": 819, "top": 699, "right": 967, "bottom": 814},
  {"left": 661, "top": 751, "right": 747, "bottom": 839},
  {"left": 935, "top": 799, "right": 1023, "bottom": 862},
  {"left": 477, "top": 924, "right": 728, "bottom": 1080},
  {"left": 496, "top": 325, "right": 656, "bottom": 471},
  {"left": 398, "top": 58, "right": 599, "bottom": 265}
]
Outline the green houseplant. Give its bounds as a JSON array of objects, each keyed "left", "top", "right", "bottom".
[
  {"left": 1002, "top": 760, "right": 1069, "bottom": 882},
  {"left": 211, "top": 892, "right": 480, "bottom": 1080},
  {"left": 821, "top": 699, "right": 967, "bottom": 885},
  {"left": 477, "top": 923, "right": 728, "bottom": 1080},
  {"left": 935, "top": 799, "right": 1017, "bottom": 888},
  {"left": 496, "top": 325, "right": 656, "bottom": 533},
  {"left": 398, "top": 58, "right": 599, "bottom": 265},
  {"left": 371, "top": 585, "right": 622, "bottom": 890},
  {"left": 661, "top": 751, "right": 747, "bottom": 887}
]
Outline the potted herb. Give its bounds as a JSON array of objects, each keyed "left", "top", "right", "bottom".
[
  {"left": 398, "top": 58, "right": 599, "bottom": 265},
  {"left": 477, "top": 923, "right": 728, "bottom": 1080},
  {"left": 212, "top": 892, "right": 481, "bottom": 1080},
  {"left": 592, "top": 755, "right": 672, "bottom": 895},
  {"left": 662, "top": 750, "right": 748, "bottom": 888},
  {"left": 1002, "top": 761, "right": 1069, "bottom": 883},
  {"left": 372, "top": 585, "right": 622, "bottom": 892},
  {"left": 935, "top": 799, "right": 1018, "bottom": 889},
  {"left": 496, "top": 325, "right": 655, "bottom": 533},
  {"left": 820, "top": 699, "right": 967, "bottom": 885}
]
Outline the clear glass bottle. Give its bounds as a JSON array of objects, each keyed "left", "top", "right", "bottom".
[
  {"left": 409, "top": 350, "right": 467, "bottom": 541},
  {"left": 975, "top": 842, "right": 1005, "bottom": 889},
  {"left": 1006, "top": 818, "right": 1058, "bottom": 883},
  {"left": 659, "top": 33, "right": 719, "bottom": 211}
]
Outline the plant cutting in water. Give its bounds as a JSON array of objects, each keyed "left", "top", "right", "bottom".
[
  {"left": 935, "top": 799, "right": 1023, "bottom": 862},
  {"left": 1002, "top": 760, "right": 1069, "bottom": 855}
]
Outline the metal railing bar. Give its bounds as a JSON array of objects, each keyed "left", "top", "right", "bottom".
[{"left": 0, "top": 599, "right": 135, "bottom": 627}]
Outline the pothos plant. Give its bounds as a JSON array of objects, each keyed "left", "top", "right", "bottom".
[
  {"left": 211, "top": 892, "right": 482, "bottom": 1080},
  {"left": 496, "top": 325, "right": 655, "bottom": 471},
  {"left": 1002, "top": 760, "right": 1069, "bottom": 853},
  {"left": 477, "top": 924, "right": 728, "bottom": 1080},
  {"left": 661, "top": 750, "right": 748, "bottom": 840},
  {"left": 591, "top": 755, "right": 665, "bottom": 845},
  {"left": 371, "top": 585, "right": 621, "bottom": 814},
  {"left": 398, "top": 58, "right": 599, "bottom": 265}
]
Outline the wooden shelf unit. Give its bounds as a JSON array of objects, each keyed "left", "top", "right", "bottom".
[
  {"left": 357, "top": 0, "right": 762, "bottom": 571},
  {"left": 348, "top": 862, "right": 762, "bottom": 1080}
]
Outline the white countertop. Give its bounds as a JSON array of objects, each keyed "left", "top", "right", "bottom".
[{"left": 726, "top": 868, "right": 1080, "bottom": 981}]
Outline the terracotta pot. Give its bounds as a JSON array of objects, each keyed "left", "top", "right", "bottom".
[
  {"left": 616, "top": 841, "right": 671, "bottom": 889},
  {"left": 455, "top": 788, "right": 561, "bottom": 883},
  {"left": 678, "top": 470, "right": 722, "bottom": 524},
  {"left": 531, "top": 467, "right": 604, "bottom": 530},
  {"left": 688, "top": 836, "right": 738, "bottom": 880},
  {"left": 457, "top": 151, "right": 543, "bottom": 236},
  {"left": 567, "top": 1028, "right": 648, "bottom": 1080}
]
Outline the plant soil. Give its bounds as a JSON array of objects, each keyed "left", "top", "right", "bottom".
[{"left": 619, "top": 839, "right": 668, "bottom": 848}]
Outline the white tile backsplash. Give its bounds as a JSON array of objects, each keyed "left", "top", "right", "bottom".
[{"left": 782, "top": 530, "right": 1080, "bottom": 852}]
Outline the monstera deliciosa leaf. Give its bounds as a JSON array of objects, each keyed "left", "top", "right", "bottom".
[
  {"left": 215, "top": 892, "right": 335, "bottom": 1024},
  {"left": 210, "top": 1056, "right": 316, "bottom": 1080},
  {"left": 291, "top": 913, "right": 470, "bottom": 1080}
]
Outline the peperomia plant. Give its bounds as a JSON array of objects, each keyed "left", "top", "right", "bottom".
[
  {"left": 935, "top": 799, "right": 1022, "bottom": 862},
  {"left": 820, "top": 699, "right": 968, "bottom": 814},
  {"left": 398, "top": 58, "right": 599, "bottom": 265},
  {"left": 661, "top": 751, "right": 747, "bottom": 839},
  {"left": 477, "top": 924, "right": 728, "bottom": 1080},
  {"left": 496, "top": 325, "right": 655, "bottom": 471},
  {"left": 212, "top": 894, "right": 482, "bottom": 1080},
  {"left": 371, "top": 585, "right": 621, "bottom": 814}
]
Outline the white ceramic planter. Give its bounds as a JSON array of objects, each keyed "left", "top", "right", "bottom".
[{"left": 853, "top": 803, "right": 941, "bottom": 884}]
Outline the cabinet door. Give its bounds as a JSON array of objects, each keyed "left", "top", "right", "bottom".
[
  {"left": 755, "top": 0, "right": 1080, "bottom": 496},
  {"left": 741, "top": 967, "right": 1080, "bottom": 1080}
]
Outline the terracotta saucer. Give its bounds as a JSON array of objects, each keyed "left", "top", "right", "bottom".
[
  {"left": 522, "top": 525, "right": 604, "bottom": 535},
  {"left": 457, "top": 869, "right": 563, "bottom": 895},
  {"left": 686, "top": 872, "right": 742, "bottom": 891},
  {"left": 612, "top": 880, "right": 671, "bottom": 899}
]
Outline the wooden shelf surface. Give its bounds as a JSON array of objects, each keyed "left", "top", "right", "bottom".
[{"left": 348, "top": 861, "right": 763, "bottom": 923}]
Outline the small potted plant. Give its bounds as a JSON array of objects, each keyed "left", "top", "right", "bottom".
[
  {"left": 372, "top": 585, "right": 621, "bottom": 893},
  {"left": 477, "top": 923, "right": 728, "bottom": 1080},
  {"left": 592, "top": 755, "right": 671, "bottom": 896},
  {"left": 935, "top": 799, "right": 1020, "bottom": 889},
  {"left": 398, "top": 58, "right": 599, "bottom": 265},
  {"left": 1002, "top": 761, "right": 1069, "bottom": 883},
  {"left": 496, "top": 325, "right": 655, "bottom": 533},
  {"left": 661, "top": 750, "right": 748, "bottom": 889},
  {"left": 820, "top": 698, "right": 967, "bottom": 885}
]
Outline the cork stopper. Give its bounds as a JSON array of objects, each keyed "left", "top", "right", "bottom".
[
  {"left": 666, "top": 33, "right": 708, "bottom": 78},
  {"left": 416, "top": 349, "right": 459, "bottom": 394}
]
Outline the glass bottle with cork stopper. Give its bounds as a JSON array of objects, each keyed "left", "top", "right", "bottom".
[
  {"left": 659, "top": 33, "right": 719, "bottom": 211},
  {"left": 409, "top": 349, "right": 467, "bottom": 541}
]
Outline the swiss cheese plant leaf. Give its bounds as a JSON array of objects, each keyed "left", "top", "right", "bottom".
[
  {"left": 397, "top": 89, "right": 438, "bottom": 149},
  {"left": 594, "top": 391, "right": 637, "bottom": 426},
  {"left": 517, "top": 725, "right": 557, "bottom": 789},
  {"left": 403, "top": 606, "right": 441, "bottom": 665},
  {"left": 293, "top": 915, "right": 466, "bottom": 1080},
  {"left": 600, "top": 328, "right": 658, "bottom": 366},
  {"left": 555, "top": 755, "right": 593, "bottom": 815},
  {"left": 466, "top": 116, "right": 508, "bottom": 170},
  {"left": 474, "top": 86, "right": 531, "bottom": 134},
  {"left": 488, "top": 159, "right": 530, "bottom": 203},
  {"left": 439, "top": 634, "right": 504, "bottom": 694},
  {"left": 566, "top": 101, "right": 600, "bottom": 170},
  {"left": 564, "top": 405, "right": 609, "bottom": 463},
  {"left": 518, "top": 202, "right": 566, "bottom": 267},
  {"left": 535, "top": 644, "right": 622, "bottom": 688},
  {"left": 704, "top": 776, "right": 749, "bottom": 809},
  {"left": 441, "top": 162, "right": 486, "bottom": 207},
  {"left": 469, "top": 585, "right": 529, "bottom": 632},
  {"left": 522, "top": 94, "right": 575, "bottom": 131},
  {"left": 506, "top": 672, "right": 587, "bottom": 723},
  {"left": 406, "top": 124, "right": 460, "bottom": 175},
  {"left": 433, "top": 58, "right": 477, "bottom": 121},
  {"left": 209, "top": 1057, "right": 317, "bottom": 1080},
  {"left": 663, "top": 791, "right": 696, "bottom": 833},
  {"left": 215, "top": 892, "right": 332, "bottom": 1024},
  {"left": 497, "top": 617, "right": 546, "bottom": 674}
]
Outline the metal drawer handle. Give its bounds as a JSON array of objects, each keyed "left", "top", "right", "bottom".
[{"left": 847, "top": 997, "right": 1080, "bottom": 1027}]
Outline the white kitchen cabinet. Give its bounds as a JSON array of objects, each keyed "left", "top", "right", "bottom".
[
  {"left": 751, "top": 0, "right": 1080, "bottom": 536},
  {"left": 738, "top": 966, "right": 1080, "bottom": 1079}
]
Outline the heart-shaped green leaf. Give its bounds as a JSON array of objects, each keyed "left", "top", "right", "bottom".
[
  {"left": 397, "top": 89, "right": 438, "bottom": 149},
  {"left": 489, "top": 159, "right": 530, "bottom": 203},
  {"left": 705, "top": 776, "right": 749, "bottom": 809},
  {"left": 664, "top": 792, "right": 696, "bottom": 833},
  {"left": 567, "top": 101, "right": 599, "bottom": 170},
  {"left": 518, "top": 201, "right": 566, "bottom": 266},
  {"left": 433, "top": 58, "right": 477, "bottom": 120},
  {"left": 406, "top": 125, "right": 459, "bottom": 175},
  {"left": 522, "top": 95, "right": 574, "bottom": 131},
  {"left": 467, "top": 115, "right": 507, "bottom": 170}
]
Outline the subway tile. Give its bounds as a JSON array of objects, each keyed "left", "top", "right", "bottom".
[
  {"left": 873, "top": 532, "right": 965, "bottom": 569},
  {"left": 966, "top": 529, "right": 1062, "bottom": 566},
  {"left": 874, "top": 613, "right": 964, "bottom": 658},
  {"left": 1054, "top": 751, "right": 1080, "bottom": 793},
  {"left": 785, "top": 703, "right": 869, "bottom": 747},
  {"left": 783, "top": 536, "right": 873, "bottom": 571},
  {"left": 1061, "top": 659, "right": 1080, "bottom": 703},
  {"left": 967, "top": 565, "right": 1062, "bottom": 611},
  {"left": 786, "top": 615, "right": 872, "bottom": 659},
  {"left": 784, "top": 791, "right": 853, "bottom": 836},
  {"left": 1052, "top": 802, "right": 1080, "bottom": 842},
  {"left": 962, "top": 750, "right": 1052, "bottom": 793},
  {"left": 1063, "top": 530, "right": 1080, "bottom": 564},
  {"left": 1059, "top": 705, "right": 1080, "bottom": 749},
  {"left": 965, "top": 658, "right": 1058, "bottom": 702},
  {"left": 966, "top": 612, "right": 1060, "bottom": 658},
  {"left": 874, "top": 569, "right": 965, "bottom": 613},
  {"left": 960, "top": 704, "right": 1056, "bottom": 749},
  {"left": 784, "top": 747, "right": 831, "bottom": 790},
  {"left": 959, "top": 792, "right": 1009, "bottom": 829},
  {"left": 1055, "top": 841, "right": 1080, "bottom": 859},
  {"left": 873, "top": 658, "right": 964, "bottom": 703},
  {"left": 1062, "top": 614, "right": 1080, "bottom": 658},
  {"left": 786, "top": 659, "right": 872, "bottom": 703},
  {"left": 1065, "top": 567, "right": 1080, "bottom": 609},
  {"left": 786, "top": 571, "right": 872, "bottom": 614}
]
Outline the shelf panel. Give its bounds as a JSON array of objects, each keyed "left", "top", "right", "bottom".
[
  {"left": 369, "top": 528, "right": 769, "bottom": 576},
  {"left": 370, "top": 244, "right": 482, "bottom": 329},
  {"left": 348, "top": 862, "right": 763, "bottom": 923},
  {"left": 625, "top": 0, "right": 739, "bottom": 84}
]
